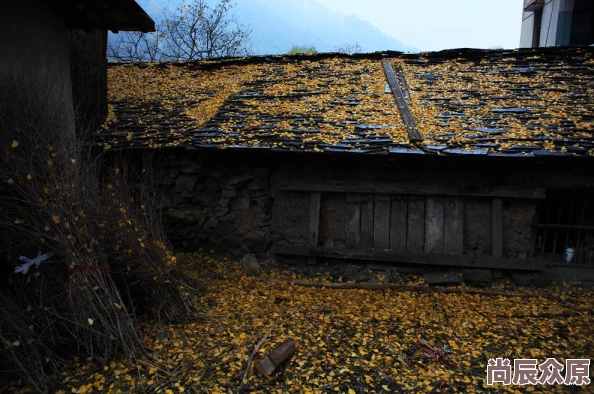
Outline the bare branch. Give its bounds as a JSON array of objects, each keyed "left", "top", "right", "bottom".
[{"left": 334, "top": 42, "right": 364, "bottom": 55}]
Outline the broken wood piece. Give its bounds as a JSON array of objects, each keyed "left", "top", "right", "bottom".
[
  {"left": 238, "top": 324, "right": 274, "bottom": 393},
  {"left": 255, "top": 340, "right": 296, "bottom": 376},
  {"left": 254, "top": 277, "right": 540, "bottom": 298}
]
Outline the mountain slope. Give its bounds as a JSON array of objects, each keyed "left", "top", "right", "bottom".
[
  {"left": 135, "top": 0, "right": 416, "bottom": 55},
  {"left": 235, "top": 0, "right": 416, "bottom": 54}
]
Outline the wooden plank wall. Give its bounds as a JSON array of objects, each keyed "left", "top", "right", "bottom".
[
  {"left": 444, "top": 198, "right": 464, "bottom": 254},
  {"left": 344, "top": 193, "right": 465, "bottom": 253}
]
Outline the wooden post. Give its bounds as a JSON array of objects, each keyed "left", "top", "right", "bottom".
[
  {"left": 492, "top": 198, "right": 503, "bottom": 258},
  {"left": 345, "top": 194, "right": 362, "bottom": 249},
  {"left": 444, "top": 197, "right": 464, "bottom": 254},
  {"left": 389, "top": 196, "right": 408, "bottom": 252},
  {"left": 425, "top": 197, "right": 445, "bottom": 253},
  {"left": 360, "top": 194, "right": 375, "bottom": 249},
  {"left": 373, "top": 194, "right": 390, "bottom": 249},
  {"left": 407, "top": 197, "right": 425, "bottom": 252},
  {"left": 308, "top": 191, "right": 321, "bottom": 265}
]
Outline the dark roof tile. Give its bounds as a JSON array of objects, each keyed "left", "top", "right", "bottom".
[{"left": 100, "top": 47, "right": 594, "bottom": 158}]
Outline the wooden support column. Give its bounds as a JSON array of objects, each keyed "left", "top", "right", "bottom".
[
  {"left": 305, "top": 158, "right": 322, "bottom": 266},
  {"left": 425, "top": 197, "right": 445, "bottom": 253},
  {"left": 345, "top": 194, "right": 362, "bottom": 249},
  {"left": 361, "top": 194, "right": 375, "bottom": 249},
  {"left": 373, "top": 194, "right": 391, "bottom": 249},
  {"left": 389, "top": 196, "right": 408, "bottom": 251},
  {"left": 444, "top": 197, "right": 464, "bottom": 254},
  {"left": 407, "top": 197, "right": 425, "bottom": 252},
  {"left": 492, "top": 198, "right": 503, "bottom": 258},
  {"left": 307, "top": 191, "right": 321, "bottom": 265}
]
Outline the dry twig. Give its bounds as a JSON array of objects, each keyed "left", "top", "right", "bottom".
[{"left": 238, "top": 324, "right": 274, "bottom": 393}]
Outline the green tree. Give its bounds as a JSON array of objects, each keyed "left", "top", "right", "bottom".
[{"left": 287, "top": 45, "right": 318, "bottom": 55}]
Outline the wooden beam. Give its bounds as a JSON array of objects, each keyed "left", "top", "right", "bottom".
[
  {"left": 382, "top": 60, "right": 423, "bottom": 142},
  {"left": 278, "top": 178, "right": 546, "bottom": 200},
  {"left": 492, "top": 198, "right": 503, "bottom": 258},
  {"left": 374, "top": 194, "right": 391, "bottom": 249},
  {"left": 271, "top": 244, "right": 547, "bottom": 271},
  {"left": 537, "top": 224, "right": 594, "bottom": 230},
  {"left": 255, "top": 278, "right": 540, "bottom": 298}
]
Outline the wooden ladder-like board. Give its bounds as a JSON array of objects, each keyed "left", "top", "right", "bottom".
[{"left": 382, "top": 60, "right": 424, "bottom": 142}]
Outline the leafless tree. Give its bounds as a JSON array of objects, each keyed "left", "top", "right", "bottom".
[
  {"left": 334, "top": 42, "right": 364, "bottom": 54},
  {"left": 107, "top": 28, "right": 163, "bottom": 62},
  {"left": 107, "top": 0, "right": 251, "bottom": 62}
]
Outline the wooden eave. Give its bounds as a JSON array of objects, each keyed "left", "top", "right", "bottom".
[{"left": 57, "top": 0, "right": 155, "bottom": 33}]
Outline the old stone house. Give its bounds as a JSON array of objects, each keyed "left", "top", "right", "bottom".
[
  {"left": 0, "top": 0, "right": 154, "bottom": 138},
  {"left": 102, "top": 47, "right": 594, "bottom": 273}
]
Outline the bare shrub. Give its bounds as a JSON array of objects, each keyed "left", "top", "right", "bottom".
[
  {"left": 0, "top": 77, "right": 197, "bottom": 390},
  {"left": 334, "top": 42, "right": 364, "bottom": 54}
]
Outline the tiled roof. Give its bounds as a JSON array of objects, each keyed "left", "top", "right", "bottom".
[{"left": 100, "top": 47, "right": 594, "bottom": 158}]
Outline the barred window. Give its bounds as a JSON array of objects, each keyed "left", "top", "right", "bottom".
[{"left": 533, "top": 189, "right": 594, "bottom": 264}]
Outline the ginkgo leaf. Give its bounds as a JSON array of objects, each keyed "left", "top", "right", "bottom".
[
  {"left": 11, "top": 140, "right": 19, "bottom": 148},
  {"left": 88, "top": 318, "right": 94, "bottom": 326}
]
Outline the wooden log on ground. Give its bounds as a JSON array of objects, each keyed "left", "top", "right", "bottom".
[
  {"left": 254, "top": 277, "right": 540, "bottom": 298},
  {"left": 255, "top": 340, "right": 296, "bottom": 376},
  {"left": 271, "top": 243, "right": 547, "bottom": 271}
]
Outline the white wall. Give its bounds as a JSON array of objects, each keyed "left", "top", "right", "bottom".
[
  {"left": 539, "top": 0, "right": 559, "bottom": 46},
  {"left": 0, "top": 0, "right": 76, "bottom": 138},
  {"left": 520, "top": 0, "right": 576, "bottom": 47},
  {"left": 520, "top": 10, "right": 537, "bottom": 48},
  {"left": 539, "top": 0, "right": 574, "bottom": 46}
]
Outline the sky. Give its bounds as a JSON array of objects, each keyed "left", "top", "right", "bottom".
[{"left": 317, "top": 0, "right": 525, "bottom": 51}]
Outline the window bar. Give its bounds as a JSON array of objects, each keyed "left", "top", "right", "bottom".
[
  {"left": 540, "top": 194, "right": 554, "bottom": 259},
  {"left": 574, "top": 193, "right": 587, "bottom": 264},
  {"left": 562, "top": 191, "right": 576, "bottom": 263},
  {"left": 585, "top": 231, "right": 594, "bottom": 264},
  {"left": 552, "top": 192, "right": 564, "bottom": 258}
]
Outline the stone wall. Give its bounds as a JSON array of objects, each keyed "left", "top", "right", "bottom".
[
  {"left": 148, "top": 149, "right": 594, "bottom": 263},
  {"left": 157, "top": 152, "right": 274, "bottom": 258}
]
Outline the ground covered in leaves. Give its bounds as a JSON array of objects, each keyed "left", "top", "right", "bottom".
[{"left": 11, "top": 254, "right": 593, "bottom": 393}]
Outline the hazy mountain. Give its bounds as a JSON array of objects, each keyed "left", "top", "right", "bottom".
[{"left": 135, "top": 0, "right": 417, "bottom": 55}]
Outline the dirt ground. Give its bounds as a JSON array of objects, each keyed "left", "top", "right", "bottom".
[{"left": 6, "top": 253, "right": 594, "bottom": 393}]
